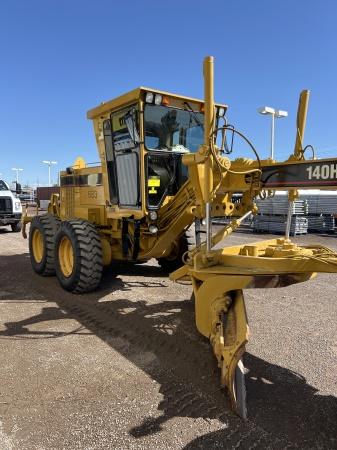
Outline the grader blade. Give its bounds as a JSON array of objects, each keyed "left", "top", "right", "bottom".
[
  {"left": 171, "top": 237, "right": 337, "bottom": 418},
  {"left": 186, "top": 271, "right": 252, "bottom": 418}
]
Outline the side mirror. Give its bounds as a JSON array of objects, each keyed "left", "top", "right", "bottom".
[{"left": 16, "top": 182, "right": 22, "bottom": 195}]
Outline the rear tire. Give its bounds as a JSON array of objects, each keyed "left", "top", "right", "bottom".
[
  {"left": 11, "top": 221, "right": 22, "bottom": 232},
  {"left": 157, "top": 223, "right": 196, "bottom": 273},
  {"left": 29, "top": 214, "right": 60, "bottom": 276},
  {"left": 55, "top": 219, "right": 103, "bottom": 293}
]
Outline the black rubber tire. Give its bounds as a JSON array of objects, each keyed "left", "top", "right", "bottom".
[
  {"left": 11, "top": 221, "right": 22, "bottom": 232},
  {"left": 157, "top": 223, "right": 196, "bottom": 273},
  {"left": 29, "top": 214, "right": 60, "bottom": 276},
  {"left": 55, "top": 219, "right": 103, "bottom": 294}
]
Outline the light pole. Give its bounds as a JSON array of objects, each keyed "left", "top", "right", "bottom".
[
  {"left": 42, "top": 160, "right": 58, "bottom": 186},
  {"left": 257, "top": 106, "right": 288, "bottom": 160},
  {"left": 12, "top": 167, "right": 23, "bottom": 183}
]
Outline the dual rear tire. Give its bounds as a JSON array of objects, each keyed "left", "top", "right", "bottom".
[
  {"left": 29, "top": 214, "right": 60, "bottom": 276},
  {"left": 29, "top": 215, "right": 103, "bottom": 293},
  {"left": 29, "top": 217, "right": 196, "bottom": 289},
  {"left": 54, "top": 220, "right": 103, "bottom": 293}
]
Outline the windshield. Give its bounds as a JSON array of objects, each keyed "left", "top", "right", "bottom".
[
  {"left": 144, "top": 105, "right": 204, "bottom": 152},
  {"left": 0, "top": 180, "right": 9, "bottom": 191}
]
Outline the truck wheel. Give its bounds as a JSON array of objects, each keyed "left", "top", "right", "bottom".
[
  {"left": 157, "top": 224, "right": 196, "bottom": 273},
  {"left": 29, "top": 214, "right": 60, "bottom": 276},
  {"left": 11, "top": 221, "right": 22, "bottom": 232},
  {"left": 55, "top": 220, "right": 103, "bottom": 293}
]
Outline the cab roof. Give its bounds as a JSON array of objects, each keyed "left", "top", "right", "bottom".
[{"left": 87, "top": 86, "right": 228, "bottom": 120}]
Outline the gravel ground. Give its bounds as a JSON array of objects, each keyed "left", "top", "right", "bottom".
[{"left": 0, "top": 227, "right": 336, "bottom": 449}]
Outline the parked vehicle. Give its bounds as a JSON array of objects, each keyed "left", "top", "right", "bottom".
[{"left": 0, "top": 180, "right": 22, "bottom": 232}]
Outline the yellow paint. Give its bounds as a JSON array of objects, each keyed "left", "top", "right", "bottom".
[
  {"left": 148, "top": 177, "right": 160, "bottom": 187},
  {"left": 101, "top": 237, "right": 112, "bottom": 266},
  {"left": 73, "top": 157, "right": 86, "bottom": 169},
  {"left": 32, "top": 229, "right": 44, "bottom": 263},
  {"left": 87, "top": 86, "right": 227, "bottom": 120},
  {"left": 58, "top": 236, "right": 74, "bottom": 277}
]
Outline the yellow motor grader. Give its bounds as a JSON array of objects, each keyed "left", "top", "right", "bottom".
[{"left": 23, "top": 56, "right": 337, "bottom": 418}]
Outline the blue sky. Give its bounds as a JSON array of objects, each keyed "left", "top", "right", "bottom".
[{"left": 0, "top": 0, "right": 336, "bottom": 186}]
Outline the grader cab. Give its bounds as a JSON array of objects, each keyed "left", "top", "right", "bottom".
[{"left": 23, "top": 56, "right": 337, "bottom": 418}]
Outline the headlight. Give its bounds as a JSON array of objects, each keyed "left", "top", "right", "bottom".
[
  {"left": 15, "top": 201, "right": 21, "bottom": 209},
  {"left": 149, "top": 211, "right": 157, "bottom": 221},
  {"left": 149, "top": 224, "right": 158, "bottom": 234},
  {"left": 145, "top": 92, "right": 154, "bottom": 103},
  {"left": 154, "top": 94, "right": 162, "bottom": 105}
]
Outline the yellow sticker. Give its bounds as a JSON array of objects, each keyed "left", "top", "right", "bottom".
[
  {"left": 149, "top": 187, "right": 158, "bottom": 194},
  {"left": 148, "top": 177, "right": 160, "bottom": 187},
  {"left": 112, "top": 109, "right": 127, "bottom": 132}
]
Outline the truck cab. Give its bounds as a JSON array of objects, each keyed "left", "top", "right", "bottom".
[{"left": 0, "top": 180, "right": 22, "bottom": 232}]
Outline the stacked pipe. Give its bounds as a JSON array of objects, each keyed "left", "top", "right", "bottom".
[
  {"left": 253, "top": 215, "right": 308, "bottom": 235},
  {"left": 301, "top": 193, "right": 337, "bottom": 233},
  {"left": 213, "top": 193, "right": 336, "bottom": 234},
  {"left": 255, "top": 196, "right": 308, "bottom": 215},
  {"left": 253, "top": 196, "right": 308, "bottom": 236},
  {"left": 307, "top": 215, "right": 335, "bottom": 232}
]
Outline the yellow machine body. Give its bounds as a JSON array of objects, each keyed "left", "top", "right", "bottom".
[
  {"left": 23, "top": 57, "right": 337, "bottom": 419},
  {"left": 54, "top": 87, "right": 228, "bottom": 265}
]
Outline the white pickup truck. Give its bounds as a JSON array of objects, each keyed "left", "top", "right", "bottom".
[{"left": 0, "top": 180, "right": 22, "bottom": 232}]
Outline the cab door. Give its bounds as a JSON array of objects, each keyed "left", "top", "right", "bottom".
[{"left": 109, "top": 105, "right": 141, "bottom": 209}]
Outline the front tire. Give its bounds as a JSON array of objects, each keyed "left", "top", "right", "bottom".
[
  {"left": 55, "top": 219, "right": 103, "bottom": 293},
  {"left": 157, "top": 223, "right": 196, "bottom": 273},
  {"left": 29, "top": 214, "right": 60, "bottom": 276}
]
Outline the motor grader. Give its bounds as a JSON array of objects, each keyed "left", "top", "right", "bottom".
[{"left": 23, "top": 56, "right": 337, "bottom": 418}]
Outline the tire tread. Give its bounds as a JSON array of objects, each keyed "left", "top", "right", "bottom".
[
  {"left": 157, "top": 223, "right": 196, "bottom": 273},
  {"left": 55, "top": 219, "right": 103, "bottom": 293},
  {"left": 29, "top": 214, "right": 60, "bottom": 276}
]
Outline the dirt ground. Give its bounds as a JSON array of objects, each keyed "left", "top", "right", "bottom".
[{"left": 0, "top": 227, "right": 336, "bottom": 449}]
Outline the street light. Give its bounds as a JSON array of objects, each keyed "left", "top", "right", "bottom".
[
  {"left": 257, "top": 106, "right": 288, "bottom": 160},
  {"left": 42, "top": 160, "right": 58, "bottom": 187},
  {"left": 12, "top": 167, "right": 23, "bottom": 183}
]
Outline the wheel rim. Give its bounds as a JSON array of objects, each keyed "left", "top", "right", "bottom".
[
  {"left": 32, "top": 229, "right": 44, "bottom": 263},
  {"left": 59, "top": 236, "right": 74, "bottom": 277}
]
